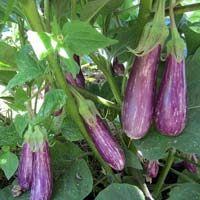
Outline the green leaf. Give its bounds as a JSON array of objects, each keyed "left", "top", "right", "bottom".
[
  {"left": 95, "top": 183, "right": 145, "bottom": 200},
  {"left": 0, "top": 152, "right": 18, "bottom": 180},
  {"left": 6, "top": 45, "right": 44, "bottom": 90},
  {"left": 0, "top": 41, "right": 17, "bottom": 68},
  {"left": 62, "top": 20, "right": 117, "bottom": 55},
  {"left": 8, "top": 88, "right": 29, "bottom": 111},
  {"left": 0, "top": 180, "right": 29, "bottom": 200},
  {"left": 50, "top": 141, "right": 83, "bottom": 178},
  {"left": 27, "top": 31, "right": 54, "bottom": 60},
  {"left": 80, "top": 0, "right": 111, "bottom": 22},
  {"left": 168, "top": 183, "right": 200, "bottom": 200},
  {"left": 0, "top": 123, "right": 20, "bottom": 146},
  {"left": 52, "top": 159, "right": 93, "bottom": 200},
  {"left": 61, "top": 113, "right": 84, "bottom": 141},
  {"left": 14, "top": 114, "right": 28, "bottom": 138},
  {"left": 33, "top": 89, "right": 67, "bottom": 125},
  {"left": 125, "top": 149, "right": 143, "bottom": 170},
  {"left": 100, "top": 0, "right": 124, "bottom": 15}
]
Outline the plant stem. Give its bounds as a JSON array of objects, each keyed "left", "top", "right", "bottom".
[
  {"left": 153, "top": 148, "right": 175, "bottom": 199},
  {"left": 19, "top": 0, "right": 118, "bottom": 182},
  {"left": 69, "top": 85, "right": 120, "bottom": 111},
  {"left": 166, "top": 3, "right": 200, "bottom": 15},
  {"left": 159, "top": 163, "right": 196, "bottom": 183},
  {"left": 135, "top": 0, "right": 153, "bottom": 44},
  {"left": 71, "top": 0, "right": 77, "bottom": 20},
  {"left": 89, "top": 53, "right": 122, "bottom": 106},
  {"left": 44, "top": 0, "right": 51, "bottom": 31}
]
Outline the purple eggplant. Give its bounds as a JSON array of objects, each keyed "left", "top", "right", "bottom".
[
  {"left": 122, "top": 46, "right": 161, "bottom": 139},
  {"left": 112, "top": 57, "right": 125, "bottom": 76},
  {"left": 183, "top": 154, "right": 198, "bottom": 174},
  {"left": 84, "top": 115, "right": 125, "bottom": 171},
  {"left": 155, "top": 0, "right": 187, "bottom": 136},
  {"left": 155, "top": 55, "right": 186, "bottom": 135},
  {"left": 145, "top": 160, "right": 159, "bottom": 178},
  {"left": 66, "top": 54, "right": 85, "bottom": 88},
  {"left": 18, "top": 142, "right": 33, "bottom": 190},
  {"left": 30, "top": 140, "right": 52, "bottom": 200}
]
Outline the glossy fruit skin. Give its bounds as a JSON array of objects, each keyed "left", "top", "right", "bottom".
[
  {"left": 30, "top": 141, "right": 52, "bottom": 200},
  {"left": 122, "top": 45, "right": 161, "bottom": 139},
  {"left": 155, "top": 54, "right": 186, "bottom": 136},
  {"left": 18, "top": 143, "right": 33, "bottom": 190},
  {"left": 85, "top": 115, "right": 125, "bottom": 171},
  {"left": 183, "top": 154, "right": 198, "bottom": 174},
  {"left": 145, "top": 160, "right": 159, "bottom": 178}
]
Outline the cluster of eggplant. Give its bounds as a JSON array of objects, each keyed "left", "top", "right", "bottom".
[
  {"left": 122, "top": 0, "right": 187, "bottom": 139},
  {"left": 18, "top": 126, "right": 52, "bottom": 200}
]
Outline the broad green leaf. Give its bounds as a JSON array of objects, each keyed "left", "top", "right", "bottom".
[
  {"left": 27, "top": 31, "right": 54, "bottom": 60},
  {"left": 61, "top": 113, "right": 84, "bottom": 141},
  {"left": 0, "top": 123, "right": 20, "bottom": 146},
  {"left": 125, "top": 149, "right": 143, "bottom": 170},
  {"left": 80, "top": 0, "right": 111, "bottom": 22},
  {"left": 6, "top": 45, "right": 44, "bottom": 90},
  {"left": 62, "top": 21, "right": 117, "bottom": 55},
  {"left": 0, "top": 180, "right": 29, "bottom": 200},
  {"left": 100, "top": 0, "right": 124, "bottom": 15},
  {"left": 52, "top": 159, "right": 93, "bottom": 200},
  {"left": 14, "top": 114, "right": 28, "bottom": 138},
  {"left": 0, "top": 41, "right": 17, "bottom": 67},
  {"left": 168, "top": 183, "right": 200, "bottom": 200},
  {"left": 95, "top": 183, "right": 145, "bottom": 200},
  {"left": 50, "top": 141, "right": 83, "bottom": 178},
  {"left": 0, "top": 152, "right": 18, "bottom": 180},
  {"left": 181, "top": 23, "right": 200, "bottom": 55},
  {"left": 134, "top": 47, "right": 200, "bottom": 160},
  {"left": 0, "top": 70, "right": 16, "bottom": 85},
  {"left": 8, "top": 88, "right": 29, "bottom": 111},
  {"left": 33, "top": 89, "right": 67, "bottom": 125},
  {"left": 27, "top": 31, "right": 80, "bottom": 77}
]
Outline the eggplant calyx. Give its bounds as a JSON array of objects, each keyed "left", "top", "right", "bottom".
[{"left": 130, "top": 0, "right": 168, "bottom": 56}]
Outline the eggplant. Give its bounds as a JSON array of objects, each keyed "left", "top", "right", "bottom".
[
  {"left": 84, "top": 114, "right": 125, "bottom": 171},
  {"left": 112, "top": 57, "right": 125, "bottom": 76},
  {"left": 155, "top": 0, "right": 186, "bottom": 136},
  {"left": 18, "top": 142, "right": 33, "bottom": 190},
  {"left": 145, "top": 160, "right": 159, "bottom": 178},
  {"left": 155, "top": 55, "right": 186, "bottom": 135},
  {"left": 30, "top": 141, "right": 52, "bottom": 200},
  {"left": 183, "top": 154, "right": 198, "bottom": 174},
  {"left": 72, "top": 88, "right": 125, "bottom": 171},
  {"left": 66, "top": 54, "right": 85, "bottom": 88},
  {"left": 122, "top": 46, "right": 161, "bottom": 139}
]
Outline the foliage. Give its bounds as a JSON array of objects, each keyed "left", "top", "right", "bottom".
[{"left": 0, "top": 0, "right": 200, "bottom": 199}]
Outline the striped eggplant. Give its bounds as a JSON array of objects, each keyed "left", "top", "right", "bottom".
[
  {"left": 122, "top": 46, "right": 161, "bottom": 139},
  {"left": 122, "top": 0, "right": 168, "bottom": 139},
  {"left": 85, "top": 114, "right": 125, "bottom": 171},
  {"left": 145, "top": 160, "right": 159, "bottom": 178},
  {"left": 155, "top": 1, "right": 186, "bottom": 136},
  {"left": 112, "top": 57, "right": 125, "bottom": 76},
  {"left": 183, "top": 154, "right": 198, "bottom": 174},
  {"left": 66, "top": 54, "right": 85, "bottom": 88},
  {"left": 72, "top": 89, "right": 125, "bottom": 171},
  {"left": 31, "top": 140, "right": 52, "bottom": 200},
  {"left": 18, "top": 142, "right": 33, "bottom": 190}
]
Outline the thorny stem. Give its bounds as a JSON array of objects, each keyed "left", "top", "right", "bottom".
[{"left": 153, "top": 148, "right": 176, "bottom": 198}]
